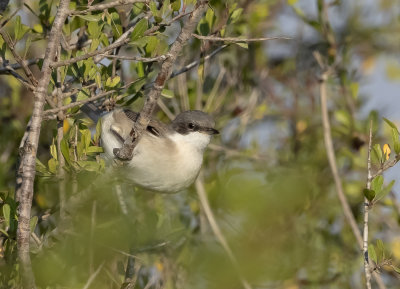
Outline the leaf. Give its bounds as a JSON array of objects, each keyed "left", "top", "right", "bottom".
[
  {"left": 371, "top": 176, "right": 383, "bottom": 195},
  {"left": 130, "top": 18, "right": 148, "bottom": 41},
  {"left": 363, "top": 188, "right": 375, "bottom": 202},
  {"left": 334, "top": 110, "right": 351, "bottom": 128},
  {"left": 33, "top": 24, "right": 43, "bottom": 34},
  {"left": 50, "top": 140, "right": 57, "bottom": 160},
  {"left": 375, "top": 180, "right": 395, "bottom": 201},
  {"left": 348, "top": 82, "right": 358, "bottom": 99},
  {"left": 383, "top": 118, "right": 399, "bottom": 132},
  {"left": 86, "top": 146, "right": 104, "bottom": 154},
  {"left": 229, "top": 8, "right": 243, "bottom": 24},
  {"left": 377, "top": 239, "right": 385, "bottom": 261},
  {"left": 383, "top": 144, "right": 391, "bottom": 160},
  {"left": 36, "top": 158, "right": 50, "bottom": 175},
  {"left": 161, "top": 89, "right": 174, "bottom": 98},
  {"left": 2, "top": 204, "right": 10, "bottom": 227},
  {"left": 60, "top": 138, "right": 71, "bottom": 165},
  {"left": 30, "top": 216, "right": 38, "bottom": 232},
  {"left": 105, "top": 76, "right": 121, "bottom": 88},
  {"left": 48, "top": 158, "right": 57, "bottom": 174},
  {"left": 368, "top": 244, "right": 377, "bottom": 263},
  {"left": 372, "top": 144, "right": 383, "bottom": 164},
  {"left": 77, "top": 160, "right": 102, "bottom": 172},
  {"left": 81, "top": 129, "right": 92, "bottom": 150},
  {"left": 391, "top": 128, "right": 400, "bottom": 154},
  {"left": 235, "top": 42, "right": 248, "bottom": 49},
  {"left": 77, "top": 14, "right": 102, "bottom": 22}
]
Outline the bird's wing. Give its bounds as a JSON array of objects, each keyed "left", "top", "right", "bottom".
[{"left": 123, "top": 109, "right": 169, "bottom": 137}]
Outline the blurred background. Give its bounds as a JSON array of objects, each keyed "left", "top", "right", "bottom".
[{"left": 1, "top": 0, "right": 400, "bottom": 288}]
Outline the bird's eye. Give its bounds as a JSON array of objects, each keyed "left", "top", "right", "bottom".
[{"left": 188, "top": 123, "right": 195, "bottom": 129}]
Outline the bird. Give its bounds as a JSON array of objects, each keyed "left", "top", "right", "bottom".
[{"left": 100, "top": 108, "right": 219, "bottom": 193}]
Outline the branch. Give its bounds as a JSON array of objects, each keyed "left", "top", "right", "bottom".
[
  {"left": 43, "top": 80, "right": 136, "bottom": 117},
  {"left": 192, "top": 34, "right": 291, "bottom": 42},
  {"left": 0, "top": 58, "right": 39, "bottom": 74},
  {"left": 114, "top": 0, "right": 210, "bottom": 160},
  {"left": 70, "top": 0, "right": 147, "bottom": 15},
  {"left": 15, "top": 0, "right": 71, "bottom": 287},
  {"left": 364, "top": 122, "right": 373, "bottom": 289},
  {"left": 0, "top": 30, "right": 38, "bottom": 86},
  {"left": 371, "top": 154, "right": 400, "bottom": 179},
  {"left": 50, "top": 25, "right": 136, "bottom": 68},
  {"left": 317, "top": 55, "right": 387, "bottom": 289},
  {"left": 98, "top": 53, "right": 168, "bottom": 62},
  {"left": 195, "top": 177, "right": 252, "bottom": 289}
]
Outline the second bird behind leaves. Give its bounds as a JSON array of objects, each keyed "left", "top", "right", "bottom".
[{"left": 101, "top": 109, "right": 219, "bottom": 193}]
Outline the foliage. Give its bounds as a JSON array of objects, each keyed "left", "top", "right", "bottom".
[{"left": 0, "top": 0, "right": 400, "bottom": 288}]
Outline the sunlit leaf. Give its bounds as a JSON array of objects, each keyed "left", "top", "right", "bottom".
[
  {"left": 130, "top": 18, "right": 148, "bottom": 41},
  {"left": 383, "top": 144, "right": 391, "bottom": 160},
  {"left": 368, "top": 244, "right": 377, "bottom": 263}
]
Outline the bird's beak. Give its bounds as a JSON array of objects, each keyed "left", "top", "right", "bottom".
[{"left": 201, "top": 127, "right": 219, "bottom": 135}]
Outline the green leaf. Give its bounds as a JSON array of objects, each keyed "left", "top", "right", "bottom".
[
  {"left": 375, "top": 180, "right": 395, "bottom": 201},
  {"left": 383, "top": 118, "right": 399, "bottom": 132},
  {"left": 50, "top": 140, "right": 57, "bottom": 160},
  {"left": 86, "top": 146, "right": 104, "bottom": 154},
  {"left": 161, "top": 89, "right": 174, "bottom": 98},
  {"left": 334, "top": 110, "right": 351, "bottom": 128},
  {"left": 393, "top": 266, "right": 400, "bottom": 274},
  {"left": 171, "top": 0, "right": 181, "bottom": 11},
  {"left": 36, "top": 158, "right": 50, "bottom": 175},
  {"left": 60, "top": 138, "right": 71, "bottom": 165},
  {"left": 30, "top": 216, "right": 38, "bottom": 232},
  {"left": 80, "top": 129, "right": 92, "bottom": 150},
  {"left": 77, "top": 14, "right": 102, "bottom": 22},
  {"left": 376, "top": 239, "right": 385, "bottom": 261},
  {"left": 391, "top": 128, "right": 400, "bottom": 154},
  {"left": 105, "top": 76, "right": 121, "bottom": 88},
  {"left": 130, "top": 18, "right": 148, "bottom": 41},
  {"left": 3, "top": 204, "right": 10, "bottom": 227},
  {"left": 372, "top": 144, "right": 383, "bottom": 163},
  {"left": 368, "top": 244, "right": 377, "bottom": 263},
  {"left": 229, "top": 8, "right": 243, "bottom": 24},
  {"left": 235, "top": 42, "right": 248, "bottom": 49},
  {"left": 48, "top": 158, "right": 57, "bottom": 174},
  {"left": 371, "top": 175, "right": 383, "bottom": 195},
  {"left": 363, "top": 188, "right": 375, "bottom": 202}
]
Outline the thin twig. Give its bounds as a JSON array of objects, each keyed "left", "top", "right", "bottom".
[
  {"left": 195, "top": 177, "right": 252, "bottom": 289},
  {"left": 98, "top": 53, "right": 168, "bottom": 62},
  {"left": 317, "top": 58, "right": 386, "bottom": 289},
  {"left": 0, "top": 58, "right": 39, "bottom": 74},
  {"left": 43, "top": 80, "right": 137, "bottom": 117},
  {"left": 143, "top": 44, "right": 229, "bottom": 91},
  {"left": 192, "top": 34, "right": 291, "bottom": 42},
  {"left": 371, "top": 155, "right": 400, "bottom": 179},
  {"left": 50, "top": 25, "right": 135, "bottom": 68},
  {"left": 82, "top": 262, "right": 104, "bottom": 289},
  {"left": 364, "top": 122, "right": 373, "bottom": 289},
  {"left": 0, "top": 30, "right": 38, "bottom": 85},
  {"left": 114, "top": 0, "right": 210, "bottom": 160},
  {"left": 70, "top": 0, "right": 147, "bottom": 15}
]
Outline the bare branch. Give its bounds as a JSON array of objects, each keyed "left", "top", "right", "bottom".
[
  {"left": 371, "top": 154, "right": 400, "bottom": 179},
  {"left": 50, "top": 25, "right": 135, "bottom": 68},
  {"left": 192, "top": 34, "right": 291, "bottom": 42},
  {"left": 0, "top": 58, "right": 39, "bottom": 74},
  {"left": 317, "top": 53, "right": 386, "bottom": 289},
  {"left": 70, "top": 0, "right": 147, "bottom": 15},
  {"left": 0, "top": 30, "right": 38, "bottom": 86},
  {"left": 114, "top": 0, "right": 210, "bottom": 160},
  {"left": 98, "top": 53, "right": 168, "bottom": 62},
  {"left": 43, "top": 80, "right": 137, "bottom": 117},
  {"left": 16, "top": 1, "right": 71, "bottom": 287},
  {"left": 195, "top": 177, "right": 252, "bottom": 289},
  {"left": 364, "top": 121, "right": 373, "bottom": 289}
]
